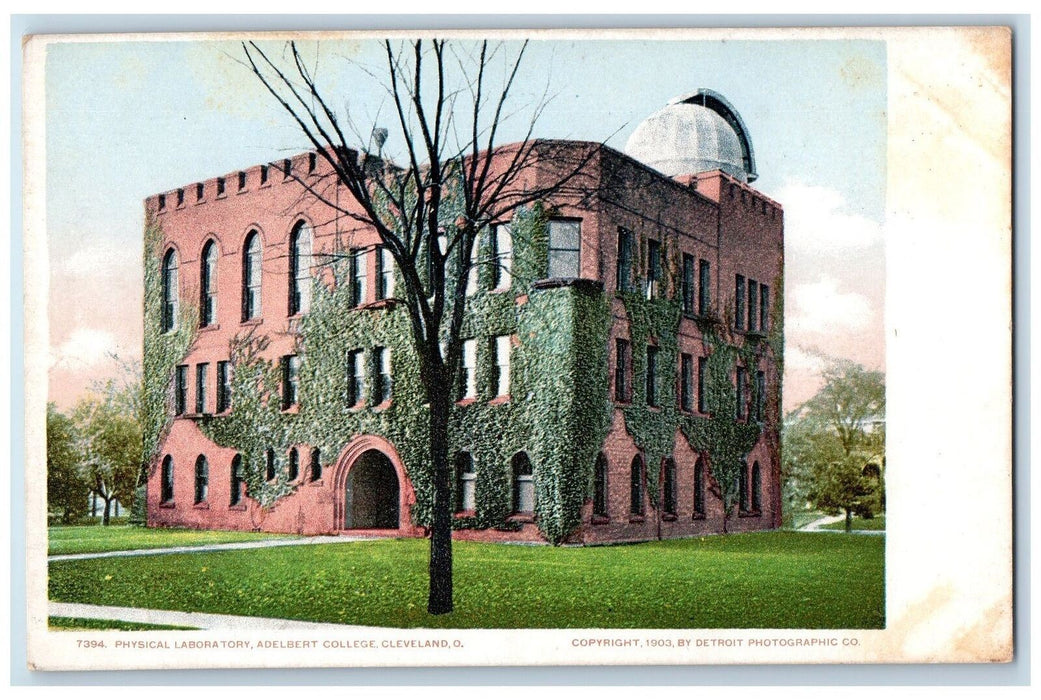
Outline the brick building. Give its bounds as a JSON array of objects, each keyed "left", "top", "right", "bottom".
[{"left": 144, "top": 90, "right": 783, "bottom": 544}]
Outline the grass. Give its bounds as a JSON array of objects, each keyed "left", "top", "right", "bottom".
[
  {"left": 48, "top": 617, "right": 197, "bottom": 631},
  {"left": 820, "top": 515, "right": 886, "bottom": 532},
  {"left": 49, "top": 532, "right": 884, "bottom": 629},
  {"left": 48, "top": 525, "right": 298, "bottom": 556}
]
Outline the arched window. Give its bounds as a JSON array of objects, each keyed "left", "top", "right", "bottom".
[
  {"left": 160, "top": 455, "right": 174, "bottom": 503},
  {"left": 289, "top": 222, "right": 312, "bottom": 315},
  {"left": 288, "top": 447, "right": 300, "bottom": 481},
  {"left": 455, "top": 452, "right": 476, "bottom": 513},
  {"left": 229, "top": 454, "right": 243, "bottom": 506},
  {"left": 194, "top": 455, "right": 209, "bottom": 504},
  {"left": 200, "top": 240, "right": 218, "bottom": 327},
  {"left": 593, "top": 453, "right": 608, "bottom": 517},
  {"left": 693, "top": 456, "right": 706, "bottom": 518},
  {"left": 662, "top": 458, "right": 677, "bottom": 516},
  {"left": 752, "top": 461, "right": 762, "bottom": 512},
  {"left": 310, "top": 448, "right": 322, "bottom": 482},
  {"left": 242, "top": 231, "right": 262, "bottom": 321},
  {"left": 512, "top": 452, "right": 534, "bottom": 514},
  {"left": 161, "top": 248, "right": 179, "bottom": 333},
  {"left": 739, "top": 457, "right": 749, "bottom": 513},
  {"left": 265, "top": 448, "right": 276, "bottom": 481},
  {"left": 630, "top": 455, "right": 645, "bottom": 516}
]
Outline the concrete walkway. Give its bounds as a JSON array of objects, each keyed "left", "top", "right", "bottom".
[
  {"left": 49, "top": 602, "right": 381, "bottom": 632},
  {"left": 48, "top": 534, "right": 381, "bottom": 562},
  {"left": 800, "top": 513, "right": 885, "bottom": 535}
]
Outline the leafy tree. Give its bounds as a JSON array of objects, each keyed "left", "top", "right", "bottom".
[
  {"left": 72, "top": 379, "right": 143, "bottom": 526},
  {"left": 783, "top": 359, "right": 885, "bottom": 531},
  {"left": 244, "top": 39, "right": 596, "bottom": 614},
  {"left": 46, "top": 402, "right": 89, "bottom": 524}
]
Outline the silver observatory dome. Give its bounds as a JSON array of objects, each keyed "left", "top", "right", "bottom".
[{"left": 624, "top": 89, "right": 757, "bottom": 183}]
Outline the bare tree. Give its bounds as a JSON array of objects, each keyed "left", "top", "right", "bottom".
[{"left": 244, "top": 39, "right": 596, "bottom": 614}]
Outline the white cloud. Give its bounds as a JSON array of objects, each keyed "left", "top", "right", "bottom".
[
  {"left": 787, "top": 276, "right": 872, "bottom": 335},
  {"left": 776, "top": 182, "right": 883, "bottom": 252},
  {"left": 50, "top": 328, "right": 120, "bottom": 370}
]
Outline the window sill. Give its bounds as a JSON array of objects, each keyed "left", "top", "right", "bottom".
[
  {"left": 692, "top": 512, "right": 706, "bottom": 521},
  {"left": 591, "top": 515, "right": 610, "bottom": 525},
  {"left": 488, "top": 395, "right": 510, "bottom": 406},
  {"left": 455, "top": 397, "right": 478, "bottom": 407},
  {"left": 240, "top": 318, "right": 262, "bottom": 327},
  {"left": 629, "top": 515, "right": 645, "bottom": 523},
  {"left": 371, "top": 400, "right": 393, "bottom": 412},
  {"left": 453, "top": 510, "right": 476, "bottom": 519},
  {"left": 661, "top": 513, "right": 678, "bottom": 522},
  {"left": 348, "top": 402, "right": 367, "bottom": 412},
  {"left": 738, "top": 510, "right": 763, "bottom": 518},
  {"left": 186, "top": 412, "right": 212, "bottom": 420},
  {"left": 159, "top": 502, "right": 176, "bottom": 509},
  {"left": 367, "top": 299, "right": 400, "bottom": 310},
  {"left": 229, "top": 504, "right": 247, "bottom": 512},
  {"left": 193, "top": 502, "right": 210, "bottom": 510},
  {"left": 281, "top": 405, "right": 300, "bottom": 415},
  {"left": 308, "top": 479, "right": 324, "bottom": 488},
  {"left": 199, "top": 323, "right": 221, "bottom": 333},
  {"left": 508, "top": 513, "right": 535, "bottom": 524},
  {"left": 646, "top": 405, "right": 661, "bottom": 412}
]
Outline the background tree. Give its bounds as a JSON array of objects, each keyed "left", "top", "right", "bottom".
[
  {"left": 244, "top": 39, "right": 597, "bottom": 614},
  {"left": 46, "top": 402, "right": 89, "bottom": 524},
  {"left": 782, "top": 358, "right": 885, "bottom": 531},
  {"left": 72, "top": 378, "right": 143, "bottom": 526}
]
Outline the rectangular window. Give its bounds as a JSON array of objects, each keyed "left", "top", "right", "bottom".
[
  {"left": 748, "top": 279, "right": 759, "bottom": 332},
  {"left": 461, "top": 339, "right": 477, "bottom": 399},
  {"left": 176, "top": 189, "right": 184, "bottom": 206},
  {"left": 196, "top": 182, "right": 204, "bottom": 202},
  {"left": 260, "top": 164, "right": 268, "bottom": 185},
  {"left": 735, "top": 274, "right": 746, "bottom": 330},
  {"left": 238, "top": 171, "right": 246, "bottom": 190},
  {"left": 697, "top": 357, "right": 708, "bottom": 414},
  {"left": 465, "top": 237, "right": 479, "bottom": 296},
  {"left": 376, "top": 246, "right": 395, "bottom": 300},
  {"left": 755, "top": 371, "right": 766, "bottom": 423},
  {"left": 281, "top": 355, "right": 300, "bottom": 409},
  {"left": 175, "top": 365, "right": 188, "bottom": 416},
  {"left": 646, "top": 345, "right": 658, "bottom": 407},
  {"left": 350, "top": 248, "right": 367, "bottom": 307},
  {"left": 374, "top": 347, "right": 392, "bottom": 405},
  {"left": 492, "top": 224, "right": 512, "bottom": 290},
  {"left": 699, "top": 259, "right": 711, "bottom": 315},
  {"left": 494, "top": 335, "right": 511, "bottom": 397},
  {"left": 736, "top": 366, "right": 748, "bottom": 420},
  {"left": 347, "top": 349, "right": 365, "bottom": 407},
  {"left": 195, "top": 363, "right": 208, "bottom": 414},
  {"left": 456, "top": 453, "right": 477, "bottom": 513},
  {"left": 217, "top": 361, "right": 231, "bottom": 413},
  {"left": 616, "top": 228, "right": 634, "bottom": 292},
  {"left": 547, "top": 219, "right": 581, "bottom": 278},
  {"left": 645, "top": 239, "right": 661, "bottom": 300},
  {"left": 615, "top": 338, "right": 630, "bottom": 402},
  {"left": 216, "top": 177, "right": 225, "bottom": 197},
  {"left": 308, "top": 152, "right": 317, "bottom": 173},
  {"left": 682, "top": 254, "right": 695, "bottom": 315},
  {"left": 760, "top": 283, "right": 770, "bottom": 333},
  {"left": 283, "top": 158, "right": 292, "bottom": 179},
  {"left": 680, "top": 353, "right": 694, "bottom": 412}
]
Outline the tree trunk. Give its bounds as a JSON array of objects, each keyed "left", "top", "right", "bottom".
[
  {"left": 103, "top": 498, "right": 112, "bottom": 526},
  {"left": 844, "top": 507, "right": 852, "bottom": 532},
  {"left": 427, "top": 392, "right": 453, "bottom": 615}
]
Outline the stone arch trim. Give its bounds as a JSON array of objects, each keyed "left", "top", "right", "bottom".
[{"left": 331, "top": 434, "right": 419, "bottom": 535}]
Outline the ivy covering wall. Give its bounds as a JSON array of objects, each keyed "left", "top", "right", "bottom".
[{"left": 144, "top": 196, "right": 781, "bottom": 541}]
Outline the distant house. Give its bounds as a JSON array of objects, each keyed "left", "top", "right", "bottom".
[{"left": 143, "top": 90, "right": 784, "bottom": 544}]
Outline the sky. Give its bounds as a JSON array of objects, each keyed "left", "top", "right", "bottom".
[{"left": 43, "top": 34, "right": 887, "bottom": 412}]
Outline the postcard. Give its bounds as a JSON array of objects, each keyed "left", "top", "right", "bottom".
[{"left": 23, "top": 25, "right": 1012, "bottom": 670}]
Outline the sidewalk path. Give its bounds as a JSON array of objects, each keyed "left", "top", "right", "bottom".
[
  {"left": 800, "top": 514, "right": 885, "bottom": 535},
  {"left": 49, "top": 535, "right": 375, "bottom": 562},
  {"left": 49, "top": 602, "right": 381, "bottom": 632}
]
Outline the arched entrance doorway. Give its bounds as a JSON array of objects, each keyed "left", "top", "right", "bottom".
[{"left": 344, "top": 450, "right": 400, "bottom": 529}]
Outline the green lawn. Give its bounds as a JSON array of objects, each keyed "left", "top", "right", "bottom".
[
  {"left": 48, "top": 617, "right": 196, "bottom": 631},
  {"left": 821, "top": 515, "right": 886, "bottom": 532},
  {"left": 48, "top": 525, "right": 298, "bottom": 556},
  {"left": 49, "top": 532, "right": 884, "bottom": 629}
]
